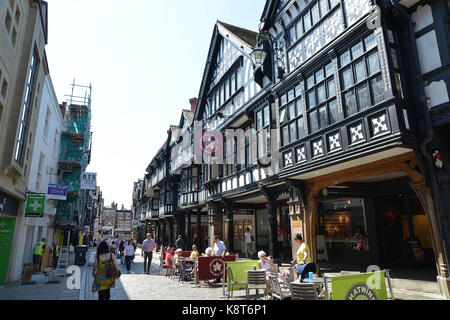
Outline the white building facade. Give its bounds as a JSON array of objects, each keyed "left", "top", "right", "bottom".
[{"left": 8, "top": 74, "right": 63, "bottom": 282}]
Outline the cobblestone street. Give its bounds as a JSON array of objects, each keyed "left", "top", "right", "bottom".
[{"left": 83, "top": 249, "right": 248, "bottom": 300}]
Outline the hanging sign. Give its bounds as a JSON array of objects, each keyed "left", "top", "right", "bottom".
[
  {"left": 80, "top": 172, "right": 97, "bottom": 190},
  {"left": 25, "top": 195, "right": 46, "bottom": 217},
  {"left": 132, "top": 220, "right": 139, "bottom": 228},
  {"left": 47, "top": 184, "right": 68, "bottom": 200}
]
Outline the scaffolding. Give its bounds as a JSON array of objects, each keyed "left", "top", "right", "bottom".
[{"left": 55, "top": 80, "right": 92, "bottom": 226}]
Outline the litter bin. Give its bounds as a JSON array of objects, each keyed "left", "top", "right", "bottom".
[{"left": 74, "top": 245, "right": 88, "bottom": 266}]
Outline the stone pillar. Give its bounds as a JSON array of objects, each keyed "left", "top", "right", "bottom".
[
  {"left": 222, "top": 200, "right": 234, "bottom": 254},
  {"left": 168, "top": 217, "right": 174, "bottom": 248},
  {"left": 410, "top": 182, "right": 450, "bottom": 298},
  {"left": 187, "top": 211, "right": 192, "bottom": 249},
  {"left": 197, "top": 208, "right": 202, "bottom": 252},
  {"left": 266, "top": 195, "right": 278, "bottom": 259},
  {"left": 161, "top": 219, "right": 166, "bottom": 247},
  {"left": 304, "top": 199, "right": 319, "bottom": 263}
]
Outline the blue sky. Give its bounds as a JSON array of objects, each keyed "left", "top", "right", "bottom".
[{"left": 46, "top": 0, "right": 266, "bottom": 209}]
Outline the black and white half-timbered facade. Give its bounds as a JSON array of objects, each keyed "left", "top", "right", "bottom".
[
  {"left": 132, "top": 0, "right": 450, "bottom": 297},
  {"left": 258, "top": 0, "right": 450, "bottom": 297}
]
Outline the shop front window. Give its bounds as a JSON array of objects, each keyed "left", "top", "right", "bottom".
[{"left": 317, "top": 198, "right": 369, "bottom": 258}]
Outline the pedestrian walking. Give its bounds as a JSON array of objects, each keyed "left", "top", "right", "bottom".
[
  {"left": 50, "top": 242, "right": 60, "bottom": 269},
  {"left": 92, "top": 241, "right": 119, "bottom": 300},
  {"left": 175, "top": 235, "right": 185, "bottom": 250},
  {"left": 119, "top": 239, "right": 125, "bottom": 265},
  {"left": 32, "top": 238, "right": 47, "bottom": 272},
  {"left": 132, "top": 240, "right": 137, "bottom": 263},
  {"left": 142, "top": 233, "right": 156, "bottom": 275},
  {"left": 244, "top": 228, "right": 254, "bottom": 258},
  {"left": 124, "top": 240, "right": 135, "bottom": 274}
]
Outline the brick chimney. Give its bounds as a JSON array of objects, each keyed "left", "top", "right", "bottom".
[{"left": 189, "top": 97, "right": 198, "bottom": 112}]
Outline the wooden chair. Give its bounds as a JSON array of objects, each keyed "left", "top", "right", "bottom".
[
  {"left": 226, "top": 267, "right": 247, "bottom": 300},
  {"left": 268, "top": 274, "right": 291, "bottom": 300},
  {"left": 289, "top": 282, "right": 318, "bottom": 300},
  {"left": 246, "top": 270, "right": 267, "bottom": 300}
]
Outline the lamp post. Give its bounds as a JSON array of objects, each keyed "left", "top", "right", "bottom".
[{"left": 249, "top": 30, "right": 285, "bottom": 83}]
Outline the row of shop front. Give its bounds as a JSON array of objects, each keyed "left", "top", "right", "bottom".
[{"left": 135, "top": 148, "right": 447, "bottom": 297}]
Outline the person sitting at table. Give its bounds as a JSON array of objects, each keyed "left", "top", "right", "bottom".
[
  {"left": 190, "top": 245, "right": 199, "bottom": 260},
  {"left": 174, "top": 248, "right": 183, "bottom": 267},
  {"left": 294, "top": 234, "right": 316, "bottom": 282},
  {"left": 257, "top": 250, "right": 276, "bottom": 273},
  {"left": 165, "top": 247, "right": 174, "bottom": 277},
  {"left": 203, "top": 247, "right": 214, "bottom": 257}
]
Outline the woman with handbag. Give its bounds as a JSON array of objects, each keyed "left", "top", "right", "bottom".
[{"left": 92, "top": 241, "right": 120, "bottom": 300}]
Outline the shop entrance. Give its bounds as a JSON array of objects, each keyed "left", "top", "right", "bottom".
[
  {"left": 316, "top": 178, "right": 437, "bottom": 281},
  {"left": 233, "top": 215, "right": 254, "bottom": 257}
]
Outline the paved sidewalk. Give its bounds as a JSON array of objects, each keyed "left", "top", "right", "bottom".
[
  {"left": 82, "top": 249, "right": 250, "bottom": 300},
  {"left": 0, "top": 254, "right": 85, "bottom": 300}
]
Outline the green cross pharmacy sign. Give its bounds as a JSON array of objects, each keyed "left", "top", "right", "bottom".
[{"left": 25, "top": 195, "right": 46, "bottom": 217}]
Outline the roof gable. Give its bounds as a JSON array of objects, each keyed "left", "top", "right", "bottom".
[{"left": 194, "top": 21, "right": 258, "bottom": 121}]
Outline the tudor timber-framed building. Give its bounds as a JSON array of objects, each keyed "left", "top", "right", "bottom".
[
  {"left": 133, "top": 0, "right": 450, "bottom": 298},
  {"left": 256, "top": 0, "right": 450, "bottom": 298}
]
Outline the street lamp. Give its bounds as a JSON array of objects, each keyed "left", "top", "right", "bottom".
[
  {"left": 250, "top": 30, "right": 285, "bottom": 85},
  {"left": 249, "top": 47, "right": 267, "bottom": 70}
]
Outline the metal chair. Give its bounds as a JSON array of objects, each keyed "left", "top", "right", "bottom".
[
  {"left": 179, "top": 259, "right": 193, "bottom": 283},
  {"left": 289, "top": 282, "right": 318, "bottom": 300},
  {"left": 268, "top": 274, "right": 291, "bottom": 300},
  {"left": 246, "top": 270, "right": 267, "bottom": 300},
  {"left": 226, "top": 267, "right": 247, "bottom": 300}
]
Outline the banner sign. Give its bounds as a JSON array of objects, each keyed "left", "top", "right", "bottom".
[
  {"left": 331, "top": 271, "right": 387, "bottom": 300},
  {"left": 47, "top": 184, "right": 68, "bottom": 200},
  {"left": 25, "top": 195, "right": 46, "bottom": 217},
  {"left": 80, "top": 172, "right": 97, "bottom": 190},
  {"left": 196, "top": 256, "right": 236, "bottom": 281},
  {"left": 0, "top": 191, "right": 19, "bottom": 218},
  {"left": 226, "top": 260, "right": 259, "bottom": 291},
  {"left": 0, "top": 217, "right": 16, "bottom": 285}
]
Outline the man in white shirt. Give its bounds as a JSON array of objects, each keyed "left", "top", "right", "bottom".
[
  {"left": 213, "top": 236, "right": 226, "bottom": 257},
  {"left": 244, "top": 228, "right": 253, "bottom": 258}
]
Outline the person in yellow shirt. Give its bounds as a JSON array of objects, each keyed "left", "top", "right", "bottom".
[
  {"left": 189, "top": 244, "right": 200, "bottom": 260},
  {"left": 294, "top": 234, "right": 314, "bottom": 281},
  {"left": 295, "top": 234, "right": 312, "bottom": 265}
]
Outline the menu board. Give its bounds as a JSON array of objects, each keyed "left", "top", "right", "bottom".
[{"left": 0, "top": 217, "right": 16, "bottom": 285}]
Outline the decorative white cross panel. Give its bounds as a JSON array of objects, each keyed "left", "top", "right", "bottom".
[
  {"left": 313, "top": 140, "right": 324, "bottom": 157},
  {"left": 372, "top": 114, "right": 388, "bottom": 135},
  {"left": 350, "top": 124, "right": 364, "bottom": 143},
  {"left": 329, "top": 133, "right": 341, "bottom": 151},
  {"left": 296, "top": 146, "right": 306, "bottom": 163},
  {"left": 284, "top": 152, "right": 293, "bottom": 166}
]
